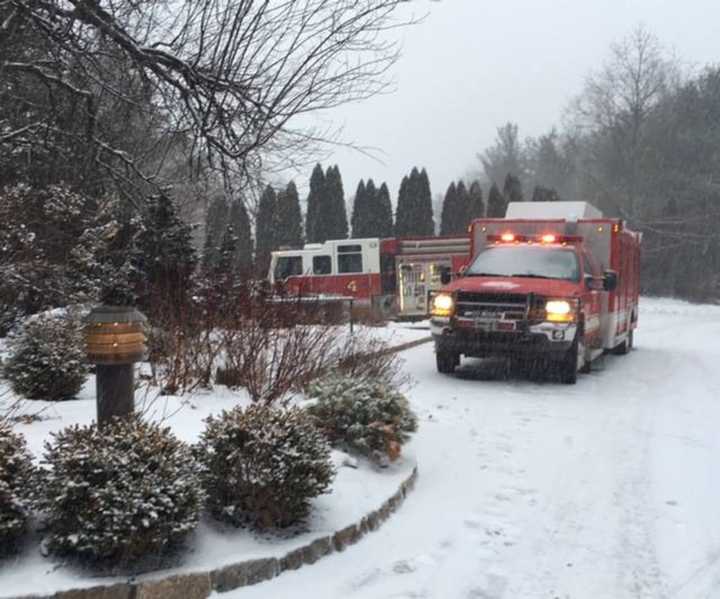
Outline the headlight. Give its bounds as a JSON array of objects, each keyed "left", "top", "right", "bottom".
[
  {"left": 432, "top": 293, "right": 454, "bottom": 317},
  {"left": 545, "top": 299, "right": 574, "bottom": 323}
]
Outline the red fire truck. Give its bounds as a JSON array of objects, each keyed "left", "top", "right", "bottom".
[
  {"left": 269, "top": 236, "right": 470, "bottom": 320},
  {"left": 430, "top": 202, "right": 641, "bottom": 383}
]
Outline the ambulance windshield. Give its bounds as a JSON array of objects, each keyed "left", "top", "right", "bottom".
[{"left": 466, "top": 246, "right": 580, "bottom": 282}]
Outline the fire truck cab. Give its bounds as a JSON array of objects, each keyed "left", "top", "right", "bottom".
[{"left": 430, "top": 202, "right": 641, "bottom": 384}]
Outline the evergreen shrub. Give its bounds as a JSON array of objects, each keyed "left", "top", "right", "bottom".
[
  {"left": 3, "top": 313, "right": 88, "bottom": 401},
  {"left": 36, "top": 418, "right": 203, "bottom": 564},
  {"left": 197, "top": 405, "right": 335, "bottom": 528},
  {"left": 0, "top": 426, "right": 35, "bottom": 555},
  {"left": 306, "top": 374, "right": 418, "bottom": 465}
]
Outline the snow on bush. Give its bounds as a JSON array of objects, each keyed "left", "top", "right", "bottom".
[
  {"left": 197, "top": 405, "right": 335, "bottom": 528},
  {"left": 35, "top": 418, "right": 203, "bottom": 564},
  {"left": 3, "top": 312, "right": 88, "bottom": 401},
  {"left": 0, "top": 425, "right": 35, "bottom": 555},
  {"left": 306, "top": 374, "right": 418, "bottom": 465}
]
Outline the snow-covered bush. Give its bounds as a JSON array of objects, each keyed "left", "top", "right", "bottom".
[
  {"left": 36, "top": 418, "right": 203, "bottom": 564},
  {"left": 197, "top": 405, "right": 335, "bottom": 528},
  {"left": 0, "top": 426, "right": 35, "bottom": 555},
  {"left": 0, "top": 184, "right": 116, "bottom": 335},
  {"left": 3, "top": 312, "right": 88, "bottom": 401},
  {"left": 306, "top": 374, "right": 418, "bottom": 465}
]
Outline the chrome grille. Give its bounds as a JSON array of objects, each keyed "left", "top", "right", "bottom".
[{"left": 455, "top": 292, "right": 528, "bottom": 320}]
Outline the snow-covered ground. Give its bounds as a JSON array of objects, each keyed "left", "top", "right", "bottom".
[
  {"left": 215, "top": 297, "right": 720, "bottom": 599},
  {"left": 0, "top": 380, "right": 415, "bottom": 598},
  {"left": 0, "top": 322, "right": 425, "bottom": 598}
]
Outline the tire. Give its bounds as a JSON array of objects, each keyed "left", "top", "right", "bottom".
[
  {"left": 560, "top": 329, "right": 586, "bottom": 384},
  {"left": 612, "top": 328, "right": 633, "bottom": 355},
  {"left": 436, "top": 350, "right": 459, "bottom": 374}
]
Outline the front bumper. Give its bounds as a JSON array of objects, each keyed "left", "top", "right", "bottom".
[{"left": 431, "top": 317, "right": 577, "bottom": 358}]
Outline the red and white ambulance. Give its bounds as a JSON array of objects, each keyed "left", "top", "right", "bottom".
[
  {"left": 269, "top": 236, "right": 470, "bottom": 320},
  {"left": 430, "top": 202, "right": 641, "bottom": 383}
]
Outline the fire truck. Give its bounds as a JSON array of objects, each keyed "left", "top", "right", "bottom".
[
  {"left": 430, "top": 202, "right": 641, "bottom": 383},
  {"left": 269, "top": 236, "right": 470, "bottom": 320}
]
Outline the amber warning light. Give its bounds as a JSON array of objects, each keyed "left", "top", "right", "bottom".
[{"left": 488, "top": 233, "right": 583, "bottom": 244}]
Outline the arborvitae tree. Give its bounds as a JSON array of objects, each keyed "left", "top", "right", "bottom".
[
  {"left": 503, "top": 173, "right": 524, "bottom": 206},
  {"left": 136, "top": 193, "right": 196, "bottom": 308},
  {"left": 468, "top": 180, "right": 485, "bottom": 220},
  {"left": 202, "top": 196, "right": 229, "bottom": 271},
  {"left": 276, "top": 181, "right": 303, "bottom": 248},
  {"left": 395, "top": 175, "right": 412, "bottom": 236},
  {"left": 487, "top": 182, "right": 506, "bottom": 217},
  {"left": 305, "top": 164, "right": 325, "bottom": 243},
  {"left": 396, "top": 167, "right": 434, "bottom": 237},
  {"left": 376, "top": 182, "right": 394, "bottom": 238},
  {"left": 455, "top": 180, "right": 470, "bottom": 232},
  {"left": 255, "top": 185, "right": 278, "bottom": 275},
  {"left": 216, "top": 224, "right": 238, "bottom": 277},
  {"left": 362, "top": 178, "right": 378, "bottom": 237},
  {"left": 227, "top": 200, "right": 253, "bottom": 275},
  {"left": 440, "top": 182, "right": 458, "bottom": 236},
  {"left": 323, "top": 165, "right": 348, "bottom": 241},
  {"left": 531, "top": 186, "right": 560, "bottom": 202},
  {"left": 416, "top": 168, "right": 435, "bottom": 236},
  {"left": 351, "top": 179, "right": 368, "bottom": 238}
]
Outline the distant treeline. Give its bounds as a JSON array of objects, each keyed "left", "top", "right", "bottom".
[{"left": 473, "top": 26, "right": 720, "bottom": 302}]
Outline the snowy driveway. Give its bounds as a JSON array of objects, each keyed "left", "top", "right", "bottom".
[{"left": 219, "top": 298, "right": 720, "bottom": 599}]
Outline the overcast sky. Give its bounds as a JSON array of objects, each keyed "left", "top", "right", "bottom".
[{"left": 289, "top": 0, "right": 720, "bottom": 207}]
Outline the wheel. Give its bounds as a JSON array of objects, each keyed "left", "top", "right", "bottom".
[
  {"left": 559, "top": 329, "right": 587, "bottom": 384},
  {"left": 612, "top": 328, "right": 633, "bottom": 355},
  {"left": 436, "top": 350, "right": 459, "bottom": 374}
]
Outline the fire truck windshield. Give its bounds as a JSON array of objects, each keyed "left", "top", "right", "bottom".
[{"left": 466, "top": 245, "right": 580, "bottom": 282}]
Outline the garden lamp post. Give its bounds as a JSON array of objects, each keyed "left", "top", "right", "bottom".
[{"left": 85, "top": 305, "right": 147, "bottom": 426}]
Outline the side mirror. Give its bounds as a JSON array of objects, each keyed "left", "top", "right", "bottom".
[
  {"left": 603, "top": 270, "right": 618, "bottom": 292},
  {"left": 585, "top": 274, "right": 603, "bottom": 291},
  {"left": 440, "top": 267, "right": 452, "bottom": 285}
]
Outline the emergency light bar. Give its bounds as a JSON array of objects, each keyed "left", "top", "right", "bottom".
[{"left": 487, "top": 233, "right": 583, "bottom": 244}]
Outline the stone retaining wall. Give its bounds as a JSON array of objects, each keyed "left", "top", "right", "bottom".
[{"left": 15, "top": 467, "right": 418, "bottom": 599}]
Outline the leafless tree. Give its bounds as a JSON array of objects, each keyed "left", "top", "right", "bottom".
[
  {"left": 0, "top": 0, "right": 416, "bottom": 201},
  {"left": 568, "top": 25, "right": 679, "bottom": 217},
  {"left": 477, "top": 122, "right": 525, "bottom": 187}
]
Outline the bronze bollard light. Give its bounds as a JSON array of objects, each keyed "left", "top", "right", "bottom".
[{"left": 85, "top": 306, "right": 147, "bottom": 426}]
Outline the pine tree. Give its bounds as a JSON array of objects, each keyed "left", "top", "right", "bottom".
[
  {"left": 323, "top": 165, "right": 348, "bottom": 241},
  {"left": 487, "top": 182, "right": 506, "bottom": 218},
  {"left": 202, "top": 196, "right": 229, "bottom": 271},
  {"left": 305, "top": 164, "right": 325, "bottom": 243},
  {"left": 503, "top": 173, "right": 524, "bottom": 205},
  {"left": 440, "top": 182, "right": 458, "bottom": 236},
  {"left": 136, "top": 193, "right": 197, "bottom": 308},
  {"left": 227, "top": 200, "right": 253, "bottom": 275},
  {"left": 255, "top": 185, "right": 278, "bottom": 276},
  {"left": 468, "top": 181, "right": 485, "bottom": 220},
  {"left": 376, "top": 182, "right": 394, "bottom": 238},
  {"left": 276, "top": 181, "right": 303, "bottom": 248}
]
